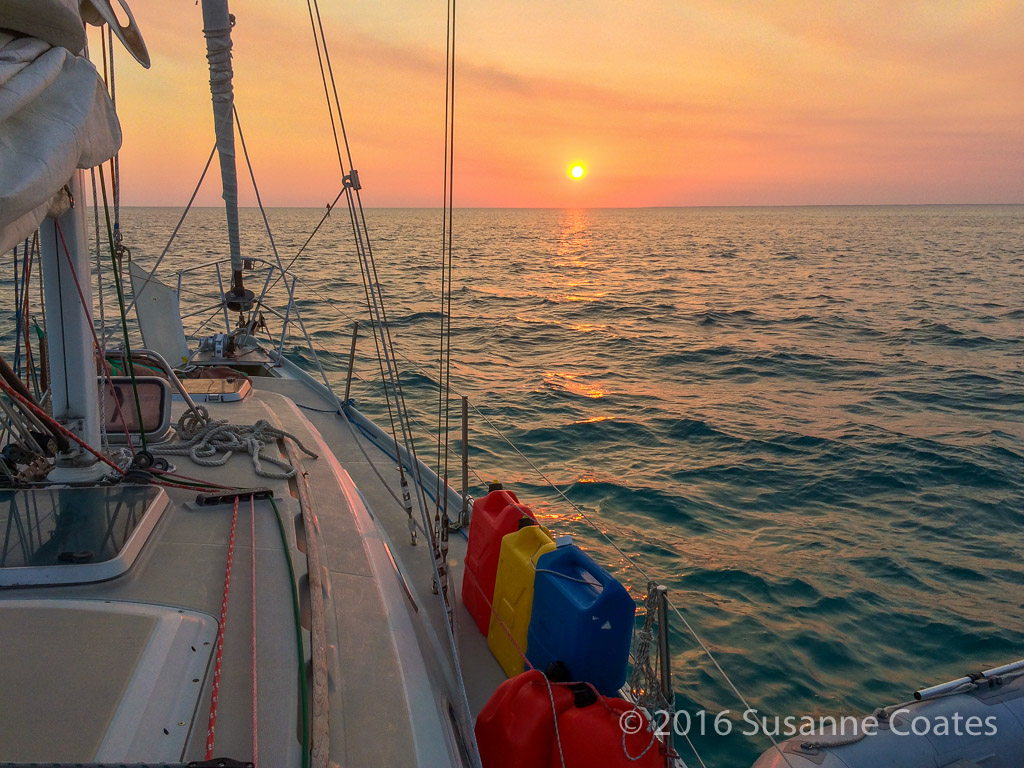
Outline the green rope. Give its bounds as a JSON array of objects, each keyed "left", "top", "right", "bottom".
[
  {"left": 270, "top": 496, "right": 311, "bottom": 768},
  {"left": 148, "top": 471, "right": 224, "bottom": 490},
  {"left": 108, "top": 359, "right": 163, "bottom": 376},
  {"left": 97, "top": 166, "right": 147, "bottom": 450}
]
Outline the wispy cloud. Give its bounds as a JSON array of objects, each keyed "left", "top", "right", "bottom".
[{"left": 112, "top": 0, "right": 1024, "bottom": 206}]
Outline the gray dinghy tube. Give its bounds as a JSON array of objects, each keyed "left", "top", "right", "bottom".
[{"left": 752, "top": 667, "right": 1024, "bottom": 767}]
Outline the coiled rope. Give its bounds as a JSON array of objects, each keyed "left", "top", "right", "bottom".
[{"left": 151, "top": 413, "right": 318, "bottom": 479}]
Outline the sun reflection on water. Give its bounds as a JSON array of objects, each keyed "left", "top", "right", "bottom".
[
  {"left": 555, "top": 209, "right": 593, "bottom": 266},
  {"left": 543, "top": 371, "right": 608, "bottom": 399}
]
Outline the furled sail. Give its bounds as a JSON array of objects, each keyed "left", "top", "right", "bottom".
[{"left": 0, "top": 0, "right": 121, "bottom": 254}]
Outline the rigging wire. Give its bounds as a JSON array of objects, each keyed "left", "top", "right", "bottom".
[
  {"left": 304, "top": 0, "right": 345, "bottom": 177},
  {"left": 99, "top": 26, "right": 126, "bottom": 288},
  {"left": 232, "top": 106, "right": 303, "bottom": 330},
  {"left": 35, "top": 241, "right": 47, "bottom": 398},
  {"left": 121, "top": 142, "right": 218, "bottom": 326},
  {"left": 302, "top": 0, "right": 428, "bottom": 557},
  {"left": 262, "top": 187, "right": 345, "bottom": 299},
  {"left": 300, "top": 3, "right": 479, "bottom": 761},
  {"left": 97, "top": 165, "right": 148, "bottom": 450},
  {"left": 90, "top": 168, "right": 109, "bottom": 450},
  {"left": 107, "top": 25, "right": 121, "bottom": 242},
  {"left": 259, "top": 270, "right": 485, "bottom": 496},
  {"left": 6, "top": 241, "right": 41, "bottom": 449},
  {"left": 308, "top": 0, "right": 355, "bottom": 171},
  {"left": 434, "top": 0, "right": 457, "bottom": 590},
  {"left": 22, "top": 235, "right": 42, "bottom": 401},
  {"left": 10, "top": 239, "right": 41, "bottom": 405},
  {"left": 12, "top": 245, "right": 22, "bottom": 380}
]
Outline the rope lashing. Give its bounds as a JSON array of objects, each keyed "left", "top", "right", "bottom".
[
  {"left": 629, "top": 582, "right": 673, "bottom": 714},
  {"left": 623, "top": 582, "right": 674, "bottom": 762},
  {"left": 151, "top": 417, "right": 318, "bottom": 479}
]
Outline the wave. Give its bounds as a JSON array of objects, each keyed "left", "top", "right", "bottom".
[{"left": 903, "top": 321, "right": 1000, "bottom": 348}]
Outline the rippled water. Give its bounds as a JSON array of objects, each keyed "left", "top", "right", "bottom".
[{"left": 6, "top": 205, "right": 1024, "bottom": 766}]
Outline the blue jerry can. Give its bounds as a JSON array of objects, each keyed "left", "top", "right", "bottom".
[{"left": 526, "top": 542, "right": 636, "bottom": 696}]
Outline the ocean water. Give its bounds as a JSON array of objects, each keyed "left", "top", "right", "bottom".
[{"left": 6, "top": 205, "right": 1024, "bottom": 766}]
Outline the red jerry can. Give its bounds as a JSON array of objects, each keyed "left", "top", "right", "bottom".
[
  {"left": 553, "top": 694, "right": 667, "bottom": 768},
  {"left": 475, "top": 669, "right": 574, "bottom": 768},
  {"left": 462, "top": 488, "right": 535, "bottom": 635}
]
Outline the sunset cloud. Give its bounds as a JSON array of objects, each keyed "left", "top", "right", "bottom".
[{"left": 108, "top": 1, "right": 1023, "bottom": 207}]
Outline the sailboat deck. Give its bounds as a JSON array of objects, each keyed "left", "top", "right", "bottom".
[
  {"left": 0, "top": 378, "right": 502, "bottom": 766},
  {"left": 251, "top": 376, "right": 508, "bottom": 716}
]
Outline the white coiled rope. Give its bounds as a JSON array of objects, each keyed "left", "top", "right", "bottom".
[{"left": 152, "top": 409, "right": 318, "bottom": 479}]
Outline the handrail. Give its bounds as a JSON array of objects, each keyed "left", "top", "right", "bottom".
[
  {"left": 123, "top": 348, "right": 202, "bottom": 413},
  {"left": 174, "top": 255, "right": 299, "bottom": 281}
]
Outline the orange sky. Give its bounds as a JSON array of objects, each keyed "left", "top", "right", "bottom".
[{"left": 107, "top": 0, "right": 1024, "bottom": 208}]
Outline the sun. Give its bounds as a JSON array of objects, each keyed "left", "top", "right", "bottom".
[{"left": 569, "top": 164, "right": 587, "bottom": 180}]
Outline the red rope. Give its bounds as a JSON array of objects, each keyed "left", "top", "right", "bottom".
[
  {"left": 206, "top": 495, "right": 240, "bottom": 760},
  {"left": 250, "top": 495, "right": 259, "bottom": 766},
  {"left": 53, "top": 220, "right": 136, "bottom": 451},
  {"left": 0, "top": 364, "right": 241, "bottom": 491}
]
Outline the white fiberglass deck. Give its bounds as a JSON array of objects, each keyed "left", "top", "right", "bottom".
[{"left": 0, "top": 377, "right": 500, "bottom": 766}]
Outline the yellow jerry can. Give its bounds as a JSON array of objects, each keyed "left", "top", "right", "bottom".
[{"left": 486, "top": 523, "right": 556, "bottom": 677}]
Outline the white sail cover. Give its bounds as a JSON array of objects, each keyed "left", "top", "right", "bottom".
[{"left": 0, "top": 0, "right": 121, "bottom": 254}]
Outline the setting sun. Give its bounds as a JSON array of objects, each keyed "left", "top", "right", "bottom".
[{"left": 569, "top": 164, "right": 586, "bottom": 180}]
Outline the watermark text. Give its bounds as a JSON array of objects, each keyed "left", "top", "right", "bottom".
[{"left": 618, "top": 708, "right": 999, "bottom": 739}]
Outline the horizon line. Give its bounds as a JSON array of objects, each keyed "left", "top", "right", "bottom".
[{"left": 118, "top": 202, "right": 1024, "bottom": 210}]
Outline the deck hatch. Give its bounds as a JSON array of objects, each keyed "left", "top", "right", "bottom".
[
  {"left": 0, "top": 599, "right": 217, "bottom": 762},
  {"left": 0, "top": 485, "right": 168, "bottom": 586}
]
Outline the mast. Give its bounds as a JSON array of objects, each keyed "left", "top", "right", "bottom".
[
  {"left": 201, "top": 0, "right": 253, "bottom": 312},
  {"left": 38, "top": 173, "right": 104, "bottom": 478}
]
